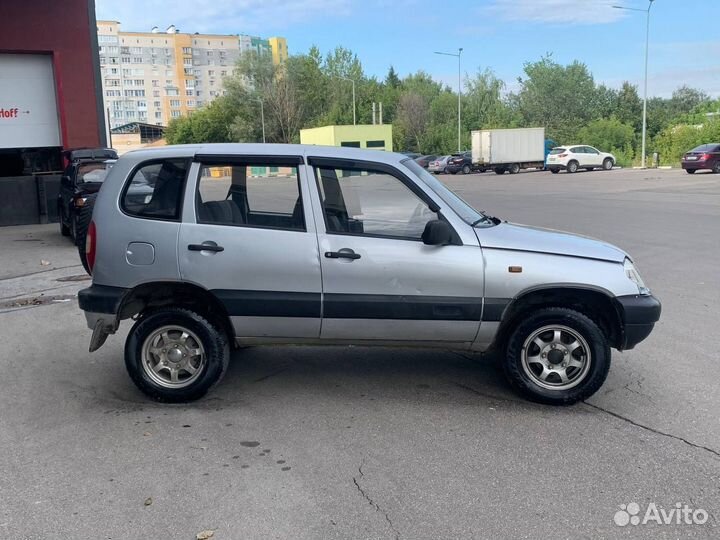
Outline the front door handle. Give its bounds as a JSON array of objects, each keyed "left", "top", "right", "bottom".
[
  {"left": 188, "top": 243, "right": 224, "bottom": 252},
  {"left": 325, "top": 249, "right": 361, "bottom": 260}
]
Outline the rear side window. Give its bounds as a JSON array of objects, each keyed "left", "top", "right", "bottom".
[
  {"left": 195, "top": 161, "right": 305, "bottom": 231},
  {"left": 122, "top": 159, "right": 189, "bottom": 220},
  {"left": 549, "top": 148, "right": 565, "bottom": 155}
]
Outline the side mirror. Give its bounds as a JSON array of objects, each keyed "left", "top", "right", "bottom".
[{"left": 422, "top": 219, "right": 453, "bottom": 246}]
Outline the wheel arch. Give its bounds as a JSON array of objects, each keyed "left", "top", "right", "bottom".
[
  {"left": 117, "top": 281, "right": 234, "bottom": 343},
  {"left": 491, "top": 285, "right": 624, "bottom": 351}
]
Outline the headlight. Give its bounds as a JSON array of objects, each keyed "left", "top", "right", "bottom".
[{"left": 624, "top": 258, "right": 650, "bottom": 294}]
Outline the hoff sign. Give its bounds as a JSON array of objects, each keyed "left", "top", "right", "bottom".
[
  {"left": 0, "top": 54, "right": 61, "bottom": 149},
  {"left": 0, "top": 108, "right": 21, "bottom": 118}
]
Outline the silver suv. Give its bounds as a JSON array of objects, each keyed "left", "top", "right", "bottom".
[{"left": 78, "top": 144, "right": 660, "bottom": 405}]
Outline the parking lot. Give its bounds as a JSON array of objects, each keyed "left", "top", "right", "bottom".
[{"left": 0, "top": 167, "right": 718, "bottom": 539}]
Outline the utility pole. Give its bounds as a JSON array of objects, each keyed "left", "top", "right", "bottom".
[
  {"left": 613, "top": 0, "right": 655, "bottom": 168},
  {"left": 434, "top": 48, "right": 463, "bottom": 152},
  {"left": 336, "top": 76, "right": 356, "bottom": 125}
]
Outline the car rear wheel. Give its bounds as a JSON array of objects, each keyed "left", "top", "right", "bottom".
[
  {"left": 503, "top": 307, "right": 611, "bottom": 405},
  {"left": 686, "top": 169, "right": 696, "bottom": 174},
  {"left": 713, "top": 161, "right": 720, "bottom": 174},
  {"left": 566, "top": 161, "right": 579, "bottom": 173},
  {"left": 602, "top": 158, "right": 614, "bottom": 170},
  {"left": 509, "top": 163, "right": 520, "bottom": 174},
  {"left": 125, "top": 308, "right": 230, "bottom": 402},
  {"left": 550, "top": 168, "right": 559, "bottom": 174},
  {"left": 462, "top": 164, "right": 471, "bottom": 175}
]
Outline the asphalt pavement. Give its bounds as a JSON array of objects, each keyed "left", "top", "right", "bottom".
[{"left": 0, "top": 167, "right": 718, "bottom": 539}]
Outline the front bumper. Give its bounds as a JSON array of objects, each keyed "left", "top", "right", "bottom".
[{"left": 615, "top": 294, "right": 661, "bottom": 350}]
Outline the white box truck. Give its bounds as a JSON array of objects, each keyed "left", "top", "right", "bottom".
[{"left": 471, "top": 127, "right": 548, "bottom": 175}]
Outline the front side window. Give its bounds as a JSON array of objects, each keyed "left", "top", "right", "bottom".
[
  {"left": 403, "top": 159, "right": 490, "bottom": 227},
  {"left": 313, "top": 163, "right": 438, "bottom": 240},
  {"left": 195, "top": 162, "right": 304, "bottom": 231},
  {"left": 122, "top": 159, "right": 189, "bottom": 220}
]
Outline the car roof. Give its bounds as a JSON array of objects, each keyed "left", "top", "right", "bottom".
[{"left": 121, "top": 143, "right": 408, "bottom": 166}]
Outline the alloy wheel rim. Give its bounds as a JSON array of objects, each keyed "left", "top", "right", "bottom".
[
  {"left": 141, "top": 325, "right": 206, "bottom": 388},
  {"left": 521, "top": 325, "right": 591, "bottom": 391}
]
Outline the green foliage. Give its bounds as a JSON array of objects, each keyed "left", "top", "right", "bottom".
[
  {"left": 654, "top": 119, "right": 720, "bottom": 165},
  {"left": 578, "top": 118, "right": 636, "bottom": 154},
  {"left": 164, "top": 45, "right": 714, "bottom": 165}
]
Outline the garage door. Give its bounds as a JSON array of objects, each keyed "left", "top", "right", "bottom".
[{"left": 0, "top": 54, "right": 61, "bottom": 149}]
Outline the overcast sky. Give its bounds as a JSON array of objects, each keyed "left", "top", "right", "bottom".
[{"left": 95, "top": 0, "right": 720, "bottom": 98}]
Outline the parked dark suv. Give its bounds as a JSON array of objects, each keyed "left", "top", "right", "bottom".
[
  {"left": 446, "top": 151, "right": 474, "bottom": 174},
  {"left": 58, "top": 148, "right": 117, "bottom": 242},
  {"left": 682, "top": 143, "right": 720, "bottom": 174}
]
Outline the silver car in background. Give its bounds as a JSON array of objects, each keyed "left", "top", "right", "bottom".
[
  {"left": 428, "top": 155, "right": 451, "bottom": 174},
  {"left": 78, "top": 144, "right": 660, "bottom": 405}
]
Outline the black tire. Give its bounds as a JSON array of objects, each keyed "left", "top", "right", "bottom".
[
  {"left": 713, "top": 161, "right": 720, "bottom": 174},
  {"left": 494, "top": 168, "right": 505, "bottom": 175},
  {"left": 566, "top": 160, "right": 579, "bottom": 173},
  {"left": 602, "top": 158, "right": 614, "bottom": 171},
  {"left": 550, "top": 168, "right": 559, "bottom": 174},
  {"left": 58, "top": 205, "right": 70, "bottom": 237},
  {"left": 686, "top": 169, "right": 695, "bottom": 174},
  {"left": 76, "top": 193, "right": 97, "bottom": 275},
  {"left": 443, "top": 167, "right": 449, "bottom": 174},
  {"left": 462, "top": 164, "right": 471, "bottom": 175},
  {"left": 125, "top": 308, "right": 230, "bottom": 403},
  {"left": 503, "top": 307, "right": 611, "bottom": 405},
  {"left": 509, "top": 163, "right": 520, "bottom": 174}
]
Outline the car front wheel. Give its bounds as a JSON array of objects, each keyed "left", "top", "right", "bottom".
[
  {"left": 686, "top": 169, "right": 695, "bottom": 174},
  {"left": 125, "top": 308, "right": 230, "bottom": 402},
  {"left": 503, "top": 307, "right": 611, "bottom": 405},
  {"left": 603, "top": 158, "right": 614, "bottom": 170}
]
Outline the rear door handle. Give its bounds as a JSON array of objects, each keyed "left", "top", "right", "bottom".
[
  {"left": 188, "top": 243, "right": 224, "bottom": 252},
  {"left": 325, "top": 249, "right": 361, "bottom": 260}
]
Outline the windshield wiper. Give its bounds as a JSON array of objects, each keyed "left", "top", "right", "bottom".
[{"left": 471, "top": 213, "right": 501, "bottom": 227}]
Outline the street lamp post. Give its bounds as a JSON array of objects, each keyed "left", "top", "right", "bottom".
[
  {"left": 434, "top": 48, "right": 463, "bottom": 152},
  {"left": 254, "top": 98, "right": 265, "bottom": 143},
  {"left": 613, "top": 0, "right": 655, "bottom": 168},
  {"left": 336, "top": 76, "right": 356, "bottom": 125}
]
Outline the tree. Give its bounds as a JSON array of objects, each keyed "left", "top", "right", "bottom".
[
  {"left": 395, "top": 93, "right": 429, "bottom": 152},
  {"left": 614, "top": 82, "right": 642, "bottom": 132},
  {"left": 515, "top": 55, "right": 598, "bottom": 143},
  {"left": 385, "top": 66, "right": 401, "bottom": 89}
]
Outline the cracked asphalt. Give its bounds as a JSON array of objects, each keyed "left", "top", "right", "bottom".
[{"left": 0, "top": 168, "right": 718, "bottom": 539}]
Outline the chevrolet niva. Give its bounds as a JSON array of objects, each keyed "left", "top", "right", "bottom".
[{"left": 78, "top": 144, "right": 660, "bottom": 404}]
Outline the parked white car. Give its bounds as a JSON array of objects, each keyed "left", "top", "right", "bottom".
[
  {"left": 546, "top": 145, "right": 615, "bottom": 174},
  {"left": 428, "top": 155, "right": 451, "bottom": 174}
]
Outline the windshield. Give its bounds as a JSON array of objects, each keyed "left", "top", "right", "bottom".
[
  {"left": 78, "top": 162, "right": 111, "bottom": 183},
  {"left": 549, "top": 148, "right": 566, "bottom": 155},
  {"left": 402, "top": 159, "right": 495, "bottom": 227}
]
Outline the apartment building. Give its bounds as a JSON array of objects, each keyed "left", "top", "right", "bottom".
[{"left": 97, "top": 21, "right": 287, "bottom": 129}]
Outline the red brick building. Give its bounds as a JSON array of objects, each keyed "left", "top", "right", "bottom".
[{"left": 0, "top": 0, "right": 105, "bottom": 224}]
